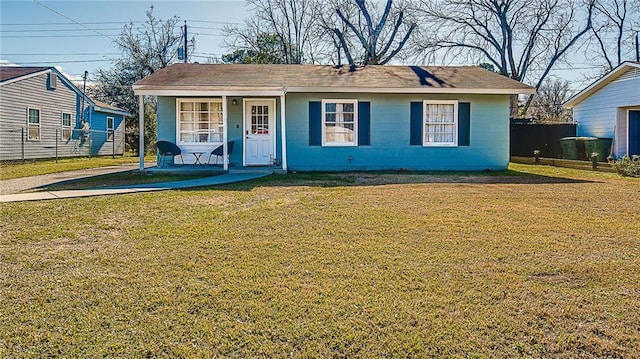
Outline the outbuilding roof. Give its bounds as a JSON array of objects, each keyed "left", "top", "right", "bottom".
[
  {"left": 133, "top": 64, "right": 535, "bottom": 95},
  {"left": 91, "top": 99, "right": 130, "bottom": 116}
]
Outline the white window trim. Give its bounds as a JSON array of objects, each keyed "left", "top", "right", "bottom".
[
  {"left": 27, "top": 107, "right": 41, "bottom": 141},
  {"left": 321, "top": 99, "right": 358, "bottom": 147},
  {"left": 61, "top": 112, "right": 73, "bottom": 140},
  {"left": 422, "top": 100, "right": 458, "bottom": 147},
  {"left": 106, "top": 116, "right": 115, "bottom": 142},
  {"left": 175, "top": 98, "right": 224, "bottom": 145}
]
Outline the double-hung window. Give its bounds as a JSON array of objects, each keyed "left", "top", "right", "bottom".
[
  {"left": 178, "top": 99, "right": 223, "bottom": 143},
  {"left": 423, "top": 100, "right": 458, "bottom": 146},
  {"left": 106, "top": 116, "right": 114, "bottom": 142},
  {"left": 322, "top": 99, "right": 358, "bottom": 146},
  {"left": 61, "top": 113, "right": 72, "bottom": 141},
  {"left": 27, "top": 108, "right": 40, "bottom": 141}
]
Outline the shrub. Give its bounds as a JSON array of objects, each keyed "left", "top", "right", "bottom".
[{"left": 611, "top": 155, "right": 640, "bottom": 177}]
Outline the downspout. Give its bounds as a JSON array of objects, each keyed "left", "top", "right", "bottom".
[
  {"left": 610, "top": 125, "right": 616, "bottom": 160},
  {"left": 80, "top": 71, "right": 88, "bottom": 124}
]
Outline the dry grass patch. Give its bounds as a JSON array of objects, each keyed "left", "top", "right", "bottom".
[{"left": 0, "top": 164, "right": 638, "bottom": 357}]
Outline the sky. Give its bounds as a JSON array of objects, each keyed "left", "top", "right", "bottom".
[
  {"left": 0, "top": 0, "right": 248, "bottom": 80},
  {"left": 0, "top": 0, "right": 627, "bottom": 91}
]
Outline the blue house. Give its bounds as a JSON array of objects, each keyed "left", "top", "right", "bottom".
[
  {"left": 84, "top": 100, "right": 130, "bottom": 156},
  {"left": 132, "top": 64, "right": 534, "bottom": 171},
  {"left": 0, "top": 66, "right": 128, "bottom": 161},
  {"left": 564, "top": 61, "right": 640, "bottom": 158}
]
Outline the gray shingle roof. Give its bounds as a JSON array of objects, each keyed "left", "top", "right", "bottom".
[{"left": 133, "top": 64, "right": 535, "bottom": 94}]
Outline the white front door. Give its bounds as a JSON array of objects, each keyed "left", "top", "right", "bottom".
[{"left": 244, "top": 100, "right": 275, "bottom": 166}]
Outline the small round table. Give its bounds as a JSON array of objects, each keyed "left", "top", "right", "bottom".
[{"left": 191, "top": 152, "right": 205, "bottom": 166}]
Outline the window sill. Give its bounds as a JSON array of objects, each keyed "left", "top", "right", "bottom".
[
  {"left": 322, "top": 143, "right": 358, "bottom": 147},
  {"left": 422, "top": 143, "right": 458, "bottom": 147}
]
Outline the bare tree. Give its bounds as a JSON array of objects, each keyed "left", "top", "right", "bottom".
[
  {"left": 529, "top": 78, "right": 573, "bottom": 122},
  {"left": 115, "top": 6, "right": 192, "bottom": 74},
  {"left": 314, "top": 0, "right": 361, "bottom": 65},
  {"left": 91, "top": 6, "right": 192, "bottom": 154},
  {"left": 587, "top": 0, "right": 636, "bottom": 72},
  {"left": 332, "top": 0, "right": 417, "bottom": 65},
  {"left": 223, "top": 0, "right": 319, "bottom": 64},
  {"left": 415, "top": 0, "right": 594, "bottom": 116}
]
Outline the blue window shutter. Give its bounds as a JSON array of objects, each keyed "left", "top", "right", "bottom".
[
  {"left": 358, "top": 101, "right": 370, "bottom": 146},
  {"left": 458, "top": 102, "right": 471, "bottom": 146},
  {"left": 410, "top": 101, "right": 423, "bottom": 145},
  {"left": 309, "top": 101, "right": 322, "bottom": 146}
]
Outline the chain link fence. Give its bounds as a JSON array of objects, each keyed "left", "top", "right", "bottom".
[{"left": 0, "top": 126, "right": 125, "bottom": 163}]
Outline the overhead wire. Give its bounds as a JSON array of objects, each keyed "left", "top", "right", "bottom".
[{"left": 32, "top": 0, "right": 115, "bottom": 40}]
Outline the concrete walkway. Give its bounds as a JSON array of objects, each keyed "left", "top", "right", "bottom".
[{"left": 0, "top": 169, "right": 270, "bottom": 203}]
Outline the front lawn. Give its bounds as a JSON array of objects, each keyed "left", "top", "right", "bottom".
[{"left": 0, "top": 165, "right": 638, "bottom": 357}]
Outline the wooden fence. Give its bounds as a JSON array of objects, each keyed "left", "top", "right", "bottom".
[{"left": 511, "top": 156, "right": 616, "bottom": 173}]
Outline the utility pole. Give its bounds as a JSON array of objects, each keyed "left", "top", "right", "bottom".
[
  {"left": 80, "top": 70, "right": 88, "bottom": 122},
  {"left": 184, "top": 20, "right": 188, "bottom": 63},
  {"left": 636, "top": 31, "right": 639, "bottom": 62}
]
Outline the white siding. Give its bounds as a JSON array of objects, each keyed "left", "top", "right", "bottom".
[{"left": 573, "top": 77, "right": 640, "bottom": 157}]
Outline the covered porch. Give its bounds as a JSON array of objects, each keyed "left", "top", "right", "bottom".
[{"left": 132, "top": 89, "right": 289, "bottom": 173}]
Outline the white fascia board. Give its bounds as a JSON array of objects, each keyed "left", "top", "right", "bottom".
[
  {"left": 132, "top": 88, "right": 286, "bottom": 97},
  {"left": 564, "top": 62, "right": 640, "bottom": 108},
  {"left": 0, "top": 68, "right": 52, "bottom": 86},
  {"left": 133, "top": 87, "right": 533, "bottom": 96},
  {"left": 285, "top": 86, "right": 535, "bottom": 95}
]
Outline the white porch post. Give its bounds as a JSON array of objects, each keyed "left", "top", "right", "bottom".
[
  {"left": 138, "top": 95, "right": 144, "bottom": 171},
  {"left": 222, "top": 95, "right": 228, "bottom": 171},
  {"left": 280, "top": 94, "right": 288, "bottom": 171}
]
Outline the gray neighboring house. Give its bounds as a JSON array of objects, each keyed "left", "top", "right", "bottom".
[
  {"left": 0, "top": 66, "right": 129, "bottom": 161},
  {"left": 564, "top": 61, "right": 640, "bottom": 157}
]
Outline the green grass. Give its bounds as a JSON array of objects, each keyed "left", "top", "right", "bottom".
[
  {"left": 1, "top": 164, "right": 638, "bottom": 357},
  {"left": 0, "top": 155, "right": 155, "bottom": 180},
  {"left": 33, "top": 172, "right": 215, "bottom": 191}
]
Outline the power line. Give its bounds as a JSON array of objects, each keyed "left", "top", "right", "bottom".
[
  {"left": 1, "top": 21, "right": 146, "bottom": 26},
  {"left": 1, "top": 20, "right": 237, "bottom": 27},
  {"left": 191, "top": 32, "right": 226, "bottom": 37},
  {"left": 186, "top": 20, "right": 241, "bottom": 25},
  {"left": 1, "top": 26, "right": 223, "bottom": 33},
  {"left": 189, "top": 26, "right": 224, "bottom": 31},
  {"left": 2, "top": 53, "right": 120, "bottom": 56},
  {"left": 1, "top": 34, "right": 120, "bottom": 38},
  {"left": 12, "top": 59, "right": 112, "bottom": 64},
  {"left": 32, "top": 0, "right": 115, "bottom": 40},
  {"left": 0, "top": 28, "right": 124, "bottom": 33}
]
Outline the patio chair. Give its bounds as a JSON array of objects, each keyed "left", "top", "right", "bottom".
[
  {"left": 208, "top": 140, "right": 235, "bottom": 165},
  {"left": 156, "top": 140, "right": 184, "bottom": 167}
]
